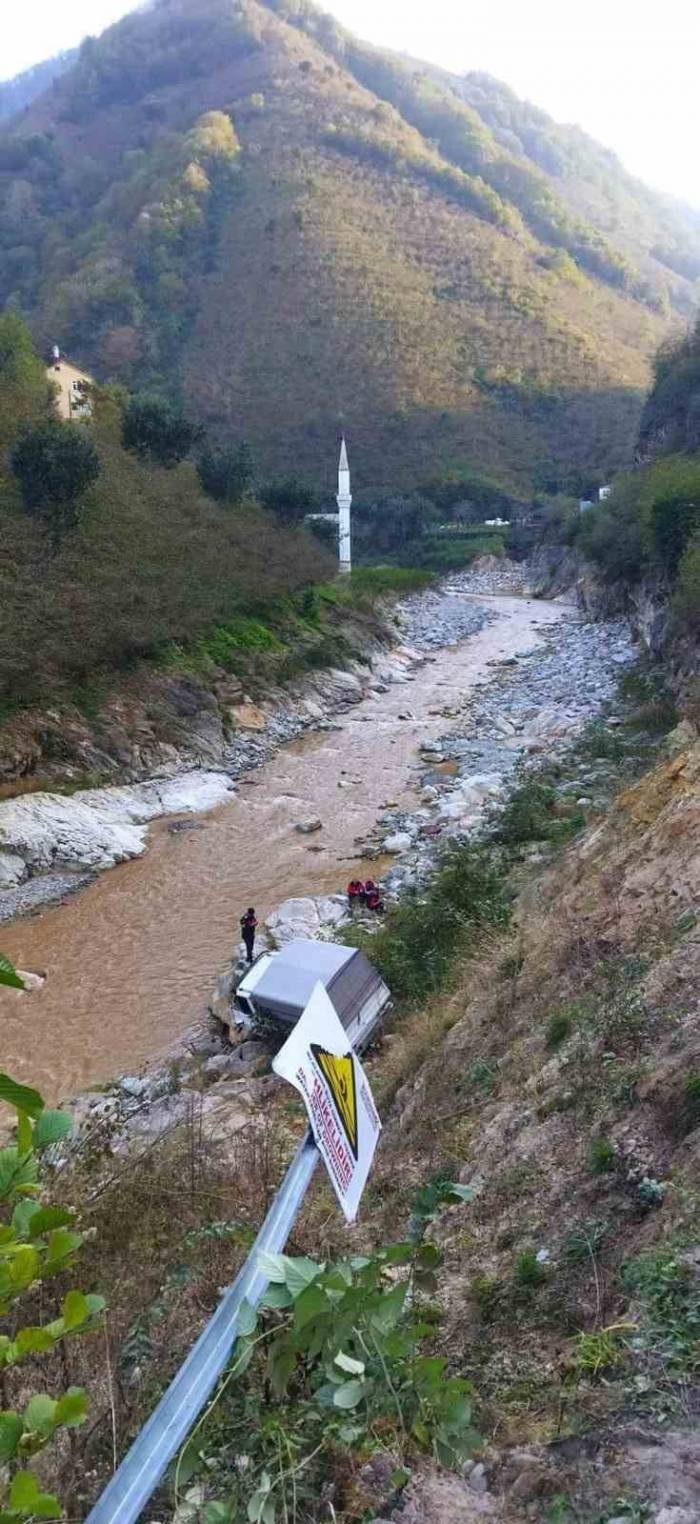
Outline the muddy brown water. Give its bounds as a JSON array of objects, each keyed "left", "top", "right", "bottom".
[{"left": 0, "top": 596, "right": 566, "bottom": 1102}]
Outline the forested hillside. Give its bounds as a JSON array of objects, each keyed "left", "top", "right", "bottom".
[
  {"left": 0, "top": 51, "right": 77, "bottom": 123},
  {"left": 0, "top": 0, "right": 694, "bottom": 494},
  {"left": 0, "top": 313, "right": 331, "bottom": 717}
]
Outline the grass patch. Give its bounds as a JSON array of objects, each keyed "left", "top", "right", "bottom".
[{"left": 588, "top": 1135, "right": 616, "bottom": 1174}]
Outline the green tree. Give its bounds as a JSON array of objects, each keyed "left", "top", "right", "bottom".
[
  {"left": 652, "top": 491, "right": 700, "bottom": 574},
  {"left": 197, "top": 441, "right": 254, "bottom": 504},
  {"left": 10, "top": 421, "right": 100, "bottom": 544},
  {"left": 122, "top": 393, "right": 202, "bottom": 467},
  {"left": 260, "top": 475, "right": 318, "bottom": 522}
]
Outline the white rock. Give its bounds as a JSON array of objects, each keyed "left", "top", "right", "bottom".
[
  {"left": 0, "top": 771, "right": 234, "bottom": 876},
  {"left": 0, "top": 850, "right": 26, "bottom": 888},
  {"left": 383, "top": 832, "right": 413, "bottom": 853}
]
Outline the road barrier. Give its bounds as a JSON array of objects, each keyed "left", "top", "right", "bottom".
[{"left": 84, "top": 1130, "right": 319, "bottom": 1524}]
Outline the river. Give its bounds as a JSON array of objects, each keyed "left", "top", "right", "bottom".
[{"left": 0, "top": 594, "right": 565, "bottom": 1102}]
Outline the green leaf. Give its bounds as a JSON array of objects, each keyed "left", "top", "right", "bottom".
[
  {"left": 0, "top": 1149, "right": 39, "bottom": 1201},
  {"left": 415, "top": 1243, "right": 442, "bottom": 1268},
  {"left": 54, "top": 1387, "right": 87, "bottom": 1428},
  {"left": 15, "top": 1326, "right": 55, "bottom": 1356},
  {"left": 369, "top": 1281, "right": 407, "bottom": 1334},
  {"left": 33, "top": 1110, "right": 72, "bottom": 1150},
  {"left": 27, "top": 1207, "right": 74, "bottom": 1238},
  {"left": 0, "top": 1410, "right": 23, "bottom": 1463},
  {"left": 236, "top": 1299, "right": 257, "bottom": 1338},
  {"left": 9, "top": 1244, "right": 39, "bottom": 1289},
  {"left": 16, "top": 1113, "right": 33, "bottom": 1157},
  {"left": 281, "top": 1256, "right": 321, "bottom": 1298},
  {"left": 293, "top": 1282, "right": 328, "bottom": 1331},
  {"left": 62, "top": 1291, "right": 89, "bottom": 1330},
  {"left": 334, "top": 1350, "right": 365, "bottom": 1375},
  {"left": 332, "top": 1378, "right": 365, "bottom": 1410},
  {"left": 0, "top": 1073, "right": 43, "bottom": 1118},
  {"left": 0, "top": 957, "right": 24, "bottom": 991},
  {"left": 256, "top": 1251, "right": 287, "bottom": 1283},
  {"left": 381, "top": 1242, "right": 413, "bottom": 1264},
  {"left": 11, "top": 1200, "right": 40, "bottom": 1237},
  {"left": 258, "top": 1282, "right": 293, "bottom": 1310},
  {"left": 84, "top": 1294, "right": 106, "bottom": 1321},
  {"left": 9, "top": 1470, "right": 40, "bottom": 1509},
  {"left": 30, "top": 1493, "right": 61, "bottom": 1520},
  {"left": 23, "top": 1394, "right": 57, "bottom": 1437},
  {"left": 44, "top": 1229, "right": 82, "bottom": 1269},
  {"left": 204, "top": 1505, "right": 232, "bottom": 1524}
]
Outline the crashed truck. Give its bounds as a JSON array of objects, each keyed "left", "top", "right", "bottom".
[{"left": 223, "top": 939, "right": 391, "bottom": 1053}]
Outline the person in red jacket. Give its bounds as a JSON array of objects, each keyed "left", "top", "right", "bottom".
[{"left": 347, "top": 880, "right": 363, "bottom": 912}]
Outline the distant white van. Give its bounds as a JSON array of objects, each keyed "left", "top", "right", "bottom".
[{"left": 229, "top": 939, "right": 391, "bottom": 1053}]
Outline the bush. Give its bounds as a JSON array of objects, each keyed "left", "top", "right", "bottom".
[
  {"left": 196, "top": 441, "right": 254, "bottom": 504},
  {"left": 514, "top": 1249, "right": 546, "bottom": 1288},
  {"left": 260, "top": 475, "right": 318, "bottom": 522},
  {"left": 546, "top": 1010, "right": 572, "bottom": 1049},
  {"left": 368, "top": 842, "right": 511, "bottom": 1004},
  {"left": 493, "top": 769, "right": 584, "bottom": 847},
  {"left": 588, "top": 1135, "right": 616, "bottom": 1174},
  {"left": 122, "top": 392, "right": 202, "bottom": 466},
  {"left": 10, "top": 420, "right": 100, "bottom": 543}
]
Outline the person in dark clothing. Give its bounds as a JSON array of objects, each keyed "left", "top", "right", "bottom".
[
  {"left": 240, "top": 908, "right": 258, "bottom": 964},
  {"left": 365, "top": 882, "right": 385, "bottom": 913}
]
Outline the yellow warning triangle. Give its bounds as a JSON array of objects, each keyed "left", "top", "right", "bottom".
[{"left": 311, "top": 1045, "right": 358, "bottom": 1160}]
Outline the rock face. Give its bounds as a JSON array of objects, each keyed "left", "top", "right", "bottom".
[{"left": 0, "top": 771, "right": 235, "bottom": 888}]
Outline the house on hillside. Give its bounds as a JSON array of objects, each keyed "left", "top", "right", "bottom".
[{"left": 47, "top": 346, "right": 93, "bottom": 420}]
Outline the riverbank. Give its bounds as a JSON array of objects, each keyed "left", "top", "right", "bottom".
[{"left": 1, "top": 570, "right": 527, "bottom": 1101}]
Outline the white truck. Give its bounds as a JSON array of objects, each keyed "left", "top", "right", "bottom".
[{"left": 228, "top": 939, "right": 391, "bottom": 1053}]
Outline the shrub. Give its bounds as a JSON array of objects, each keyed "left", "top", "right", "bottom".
[
  {"left": 260, "top": 475, "right": 318, "bottom": 522},
  {"left": 369, "top": 842, "right": 511, "bottom": 1003},
  {"left": 678, "top": 1073, "right": 700, "bottom": 1136},
  {"left": 546, "top": 1010, "right": 572, "bottom": 1049},
  {"left": 196, "top": 441, "right": 254, "bottom": 504},
  {"left": 10, "top": 420, "right": 100, "bottom": 542},
  {"left": 588, "top": 1135, "right": 616, "bottom": 1174},
  {"left": 122, "top": 392, "right": 202, "bottom": 466},
  {"left": 0, "top": 964, "right": 105, "bottom": 1519},
  {"left": 514, "top": 1248, "right": 546, "bottom": 1288},
  {"left": 493, "top": 769, "right": 584, "bottom": 847}
]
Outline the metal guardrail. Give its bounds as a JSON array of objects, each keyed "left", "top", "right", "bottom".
[{"left": 84, "top": 1130, "right": 320, "bottom": 1524}]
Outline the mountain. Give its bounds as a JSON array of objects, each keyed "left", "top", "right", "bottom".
[
  {"left": 0, "top": 0, "right": 697, "bottom": 495},
  {"left": 0, "top": 51, "right": 77, "bottom": 123}
]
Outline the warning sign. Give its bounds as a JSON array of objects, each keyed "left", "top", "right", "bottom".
[
  {"left": 272, "top": 982, "right": 381, "bottom": 1222},
  {"left": 310, "top": 1046, "right": 358, "bottom": 1159}
]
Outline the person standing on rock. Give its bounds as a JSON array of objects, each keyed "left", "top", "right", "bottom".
[{"left": 240, "top": 908, "right": 258, "bottom": 965}]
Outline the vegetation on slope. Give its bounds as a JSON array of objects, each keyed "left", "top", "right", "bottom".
[
  {"left": 0, "top": 315, "right": 332, "bottom": 714},
  {"left": 555, "top": 315, "right": 700, "bottom": 638},
  {"left": 0, "top": 0, "right": 679, "bottom": 493}
]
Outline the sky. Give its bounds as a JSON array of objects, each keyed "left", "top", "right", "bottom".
[{"left": 2, "top": 0, "right": 699, "bottom": 205}]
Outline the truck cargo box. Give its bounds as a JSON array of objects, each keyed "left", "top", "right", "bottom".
[{"left": 231, "top": 939, "right": 390, "bottom": 1051}]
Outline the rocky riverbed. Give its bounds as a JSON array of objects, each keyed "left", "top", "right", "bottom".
[{"left": 0, "top": 586, "right": 494, "bottom": 921}]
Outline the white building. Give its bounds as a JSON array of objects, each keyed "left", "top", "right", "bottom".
[
  {"left": 336, "top": 435, "right": 352, "bottom": 574},
  {"left": 47, "top": 348, "right": 93, "bottom": 421}
]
